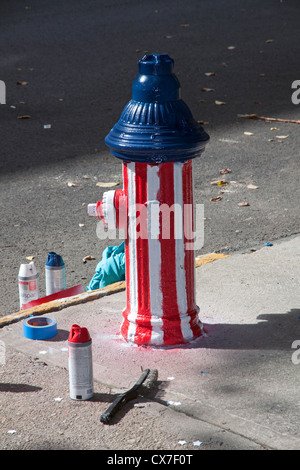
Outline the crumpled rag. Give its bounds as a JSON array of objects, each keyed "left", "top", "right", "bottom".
[{"left": 86, "top": 242, "right": 125, "bottom": 291}]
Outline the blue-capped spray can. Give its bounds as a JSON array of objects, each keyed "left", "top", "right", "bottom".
[{"left": 45, "top": 252, "right": 66, "bottom": 296}]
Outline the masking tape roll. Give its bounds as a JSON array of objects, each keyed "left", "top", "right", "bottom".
[{"left": 23, "top": 316, "right": 57, "bottom": 340}]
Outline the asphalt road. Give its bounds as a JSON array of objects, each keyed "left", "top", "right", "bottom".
[{"left": 0, "top": 0, "right": 299, "bottom": 316}]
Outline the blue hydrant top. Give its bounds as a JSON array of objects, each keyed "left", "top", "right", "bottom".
[
  {"left": 105, "top": 54, "right": 209, "bottom": 163},
  {"left": 132, "top": 54, "right": 180, "bottom": 103}
]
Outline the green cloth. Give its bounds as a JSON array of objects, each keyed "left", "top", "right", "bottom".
[{"left": 87, "top": 242, "right": 125, "bottom": 291}]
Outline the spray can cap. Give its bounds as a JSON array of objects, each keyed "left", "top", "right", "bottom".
[
  {"left": 19, "top": 261, "right": 38, "bottom": 278},
  {"left": 68, "top": 324, "right": 91, "bottom": 343},
  {"left": 46, "top": 252, "right": 65, "bottom": 267}
]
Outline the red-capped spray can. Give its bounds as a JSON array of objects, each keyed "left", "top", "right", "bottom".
[{"left": 68, "top": 324, "right": 94, "bottom": 400}]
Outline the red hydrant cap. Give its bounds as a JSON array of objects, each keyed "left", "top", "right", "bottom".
[{"left": 68, "top": 324, "right": 91, "bottom": 343}]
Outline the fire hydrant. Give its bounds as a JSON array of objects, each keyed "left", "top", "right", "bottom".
[{"left": 88, "top": 54, "right": 209, "bottom": 346}]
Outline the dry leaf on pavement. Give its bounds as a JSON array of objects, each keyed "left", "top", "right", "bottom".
[
  {"left": 238, "top": 201, "right": 250, "bottom": 206},
  {"left": 96, "top": 181, "right": 120, "bottom": 187}
]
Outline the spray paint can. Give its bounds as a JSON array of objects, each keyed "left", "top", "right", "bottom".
[
  {"left": 45, "top": 251, "right": 65, "bottom": 296},
  {"left": 68, "top": 324, "right": 94, "bottom": 400},
  {"left": 18, "top": 261, "right": 39, "bottom": 310}
]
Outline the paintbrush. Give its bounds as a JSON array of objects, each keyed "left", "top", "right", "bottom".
[{"left": 100, "top": 368, "right": 158, "bottom": 424}]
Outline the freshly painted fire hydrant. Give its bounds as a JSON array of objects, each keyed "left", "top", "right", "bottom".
[{"left": 88, "top": 54, "right": 209, "bottom": 346}]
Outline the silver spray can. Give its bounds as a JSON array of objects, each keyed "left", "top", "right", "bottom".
[
  {"left": 68, "top": 324, "right": 94, "bottom": 400},
  {"left": 18, "top": 261, "right": 39, "bottom": 309},
  {"left": 45, "top": 251, "right": 65, "bottom": 296}
]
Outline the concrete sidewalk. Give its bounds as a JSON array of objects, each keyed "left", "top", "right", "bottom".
[{"left": 1, "top": 235, "right": 300, "bottom": 450}]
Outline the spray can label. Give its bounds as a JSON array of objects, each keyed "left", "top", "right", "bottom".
[{"left": 18, "top": 262, "right": 39, "bottom": 310}]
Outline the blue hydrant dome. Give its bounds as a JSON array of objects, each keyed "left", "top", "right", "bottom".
[{"left": 105, "top": 54, "right": 209, "bottom": 163}]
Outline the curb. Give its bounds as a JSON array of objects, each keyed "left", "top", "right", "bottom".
[
  {"left": 195, "top": 252, "right": 229, "bottom": 267},
  {"left": 0, "top": 281, "right": 126, "bottom": 328},
  {"left": 0, "top": 253, "right": 229, "bottom": 328}
]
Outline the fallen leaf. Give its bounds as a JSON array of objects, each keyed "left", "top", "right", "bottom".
[
  {"left": 204, "top": 72, "right": 216, "bottom": 76},
  {"left": 265, "top": 39, "right": 274, "bottom": 43},
  {"left": 259, "top": 73, "right": 265, "bottom": 77},
  {"left": 244, "top": 131, "right": 254, "bottom": 136},
  {"left": 238, "top": 201, "right": 250, "bottom": 206},
  {"left": 16, "top": 81, "right": 28, "bottom": 86},
  {"left": 215, "top": 100, "right": 226, "bottom": 105},
  {"left": 201, "top": 87, "right": 215, "bottom": 92},
  {"left": 210, "top": 196, "right": 223, "bottom": 202},
  {"left": 270, "top": 127, "right": 278, "bottom": 130},
  {"left": 275, "top": 135, "right": 289, "bottom": 139},
  {"left": 247, "top": 184, "right": 259, "bottom": 189},
  {"left": 210, "top": 179, "right": 224, "bottom": 185},
  {"left": 17, "top": 115, "right": 31, "bottom": 119},
  {"left": 96, "top": 181, "right": 120, "bottom": 187},
  {"left": 217, "top": 180, "right": 227, "bottom": 186},
  {"left": 83, "top": 255, "right": 96, "bottom": 263},
  {"left": 67, "top": 182, "right": 78, "bottom": 187},
  {"left": 26, "top": 256, "right": 35, "bottom": 260},
  {"left": 220, "top": 168, "right": 232, "bottom": 174}
]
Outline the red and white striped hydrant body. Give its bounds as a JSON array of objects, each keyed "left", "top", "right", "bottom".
[{"left": 91, "top": 54, "right": 209, "bottom": 347}]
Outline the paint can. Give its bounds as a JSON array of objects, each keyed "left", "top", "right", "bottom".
[
  {"left": 18, "top": 261, "right": 39, "bottom": 310},
  {"left": 68, "top": 324, "right": 94, "bottom": 400},
  {"left": 45, "top": 251, "right": 65, "bottom": 296}
]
